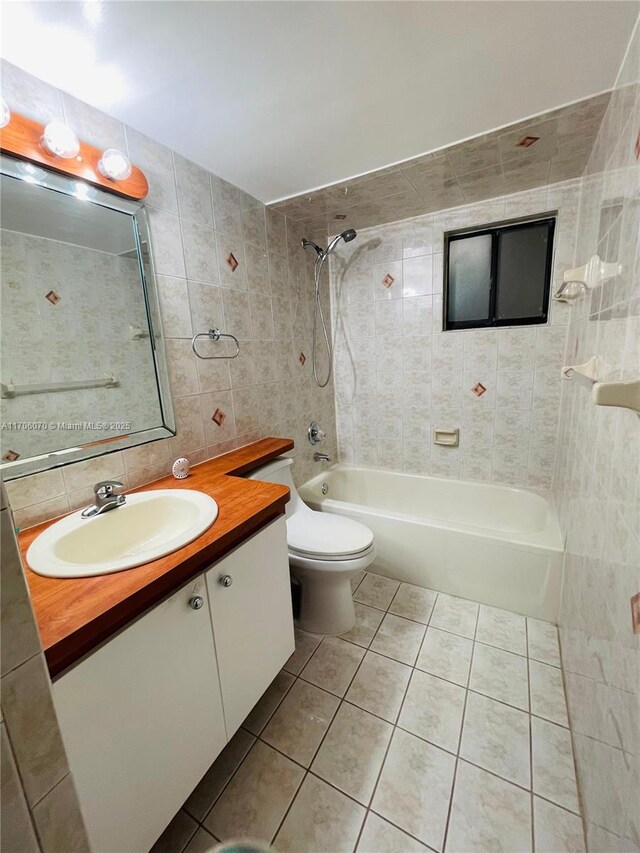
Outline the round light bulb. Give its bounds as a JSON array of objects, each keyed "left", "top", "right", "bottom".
[
  {"left": 97, "top": 148, "right": 132, "bottom": 181},
  {"left": 0, "top": 97, "right": 10, "bottom": 128},
  {"left": 41, "top": 121, "right": 80, "bottom": 158}
]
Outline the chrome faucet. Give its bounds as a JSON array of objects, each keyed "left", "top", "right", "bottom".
[
  {"left": 313, "top": 452, "right": 332, "bottom": 463},
  {"left": 81, "top": 480, "right": 126, "bottom": 518}
]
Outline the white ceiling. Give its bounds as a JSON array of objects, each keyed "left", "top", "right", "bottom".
[{"left": 1, "top": 1, "right": 637, "bottom": 203}]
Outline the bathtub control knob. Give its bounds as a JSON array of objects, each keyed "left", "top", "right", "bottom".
[
  {"left": 189, "top": 595, "right": 205, "bottom": 610},
  {"left": 219, "top": 575, "right": 233, "bottom": 588},
  {"left": 308, "top": 421, "right": 325, "bottom": 446}
]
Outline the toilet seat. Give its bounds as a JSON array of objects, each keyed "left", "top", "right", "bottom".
[
  {"left": 286, "top": 512, "right": 374, "bottom": 559},
  {"left": 289, "top": 542, "right": 376, "bottom": 564}
]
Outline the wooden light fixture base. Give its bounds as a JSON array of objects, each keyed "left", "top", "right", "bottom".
[{"left": 0, "top": 111, "right": 148, "bottom": 200}]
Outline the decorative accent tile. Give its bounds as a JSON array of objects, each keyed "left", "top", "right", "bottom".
[
  {"left": 516, "top": 135, "right": 540, "bottom": 148},
  {"left": 298, "top": 352, "right": 306, "bottom": 366},
  {"left": 45, "top": 290, "right": 61, "bottom": 304},
  {"left": 2, "top": 450, "right": 20, "bottom": 462},
  {"left": 225, "top": 252, "right": 239, "bottom": 272},
  {"left": 211, "top": 408, "right": 226, "bottom": 426},
  {"left": 382, "top": 273, "right": 395, "bottom": 288},
  {"left": 471, "top": 382, "right": 487, "bottom": 397}
]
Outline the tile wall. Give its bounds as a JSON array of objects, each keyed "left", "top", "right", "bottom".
[
  {"left": 1, "top": 60, "right": 337, "bottom": 528},
  {"left": 272, "top": 93, "right": 609, "bottom": 233},
  {"left": 1, "top": 232, "right": 160, "bottom": 459},
  {"left": 0, "top": 483, "right": 89, "bottom": 852},
  {"left": 329, "top": 180, "right": 580, "bottom": 489},
  {"left": 553, "top": 19, "right": 640, "bottom": 851}
]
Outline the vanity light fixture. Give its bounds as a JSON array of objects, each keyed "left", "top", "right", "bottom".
[
  {"left": 97, "top": 148, "right": 132, "bottom": 181},
  {"left": 41, "top": 121, "right": 80, "bottom": 158},
  {"left": 0, "top": 97, "right": 10, "bottom": 129}
]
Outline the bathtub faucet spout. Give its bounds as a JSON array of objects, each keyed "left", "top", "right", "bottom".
[{"left": 313, "top": 452, "right": 332, "bottom": 463}]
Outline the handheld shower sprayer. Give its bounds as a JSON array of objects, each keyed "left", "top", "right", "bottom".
[{"left": 301, "top": 229, "right": 358, "bottom": 387}]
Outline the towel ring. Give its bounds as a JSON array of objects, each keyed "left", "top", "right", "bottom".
[{"left": 191, "top": 328, "right": 240, "bottom": 360}]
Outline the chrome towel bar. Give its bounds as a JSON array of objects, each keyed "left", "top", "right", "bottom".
[{"left": 191, "top": 328, "right": 240, "bottom": 360}]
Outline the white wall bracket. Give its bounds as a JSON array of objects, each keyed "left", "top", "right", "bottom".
[
  {"left": 553, "top": 255, "right": 623, "bottom": 303},
  {"left": 562, "top": 357, "right": 640, "bottom": 417}
]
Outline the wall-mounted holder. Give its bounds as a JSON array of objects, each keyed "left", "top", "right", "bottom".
[
  {"left": 562, "top": 357, "right": 640, "bottom": 417},
  {"left": 191, "top": 328, "right": 240, "bottom": 360},
  {"left": 553, "top": 255, "right": 622, "bottom": 303},
  {"left": 434, "top": 428, "right": 459, "bottom": 447}
]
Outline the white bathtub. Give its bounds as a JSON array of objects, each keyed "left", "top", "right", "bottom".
[{"left": 299, "top": 464, "right": 564, "bottom": 621}]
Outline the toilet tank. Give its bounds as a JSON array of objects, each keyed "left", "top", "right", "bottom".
[{"left": 245, "top": 457, "right": 302, "bottom": 517}]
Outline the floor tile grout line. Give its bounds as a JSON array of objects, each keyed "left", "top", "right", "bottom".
[
  {"left": 265, "top": 628, "right": 378, "bottom": 850},
  {"left": 527, "top": 617, "right": 536, "bottom": 853},
  {"left": 175, "top": 817, "right": 201, "bottom": 853},
  {"left": 442, "top": 597, "right": 480, "bottom": 851},
  {"left": 556, "top": 625, "right": 589, "bottom": 850},
  {"left": 192, "top": 577, "right": 579, "bottom": 849},
  {"left": 367, "top": 806, "right": 441, "bottom": 853}
]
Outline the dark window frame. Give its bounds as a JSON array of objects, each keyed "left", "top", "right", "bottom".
[{"left": 443, "top": 214, "right": 556, "bottom": 331}]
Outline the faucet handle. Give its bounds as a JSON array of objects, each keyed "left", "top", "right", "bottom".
[{"left": 94, "top": 480, "right": 125, "bottom": 498}]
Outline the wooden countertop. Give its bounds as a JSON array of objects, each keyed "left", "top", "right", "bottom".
[{"left": 20, "top": 438, "right": 294, "bottom": 676}]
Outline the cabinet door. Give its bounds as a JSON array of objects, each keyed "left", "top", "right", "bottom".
[
  {"left": 207, "top": 517, "right": 294, "bottom": 735},
  {"left": 53, "top": 574, "right": 226, "bottom": 853}
]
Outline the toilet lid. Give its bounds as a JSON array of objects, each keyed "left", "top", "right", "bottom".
[{"left": 287, "top": 512, "right": 374, "bottom": 558}]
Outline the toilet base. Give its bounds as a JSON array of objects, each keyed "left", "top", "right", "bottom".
[{"left": 289, "top": 547, "right": 376, "bottom": 635}]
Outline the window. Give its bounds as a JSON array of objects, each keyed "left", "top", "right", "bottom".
[{"left": 443, "top": 216, "right": 555, "bottom": 330}]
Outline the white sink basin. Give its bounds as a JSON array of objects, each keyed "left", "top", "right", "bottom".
[{"left": 27, "top": 489, "right": 219, "bottom": 578}]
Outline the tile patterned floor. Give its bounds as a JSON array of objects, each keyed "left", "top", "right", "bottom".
[{"left": 152, "top": 572, "right": 586, "bottom": 853}]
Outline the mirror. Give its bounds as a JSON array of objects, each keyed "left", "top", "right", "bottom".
[{"left": 0, "top": 155, "right": 175, "bottom": 479}]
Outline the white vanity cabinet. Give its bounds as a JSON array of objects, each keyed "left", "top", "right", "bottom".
[
  {"left": 52, "top": 517, "right": 293, "bottom": 853},
  {"left": 53, "top": 572, "right": 227, "bottom": 853},
  {"left": 206, "top": 516, "right": 294, "bottom": 735}
]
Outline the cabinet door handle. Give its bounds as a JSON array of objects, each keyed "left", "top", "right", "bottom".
[
  {"left": 189, "top": 595, "right": 205, "bottom": 610},
  {"left": 219, "top": 575, "right": 233, "bottom": 588}
]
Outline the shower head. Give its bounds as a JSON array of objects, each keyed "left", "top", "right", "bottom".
[{"left": 324, "top": 228, "right": 358, "bottom": 257}]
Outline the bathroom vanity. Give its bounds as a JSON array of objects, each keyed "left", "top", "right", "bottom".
[{"left": 19, "top": 438, "right": 296, "bottom": 853}]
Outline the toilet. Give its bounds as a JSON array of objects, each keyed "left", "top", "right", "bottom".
[{"left": 247, "top": 457, "right": 375, "bottom": 634}]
